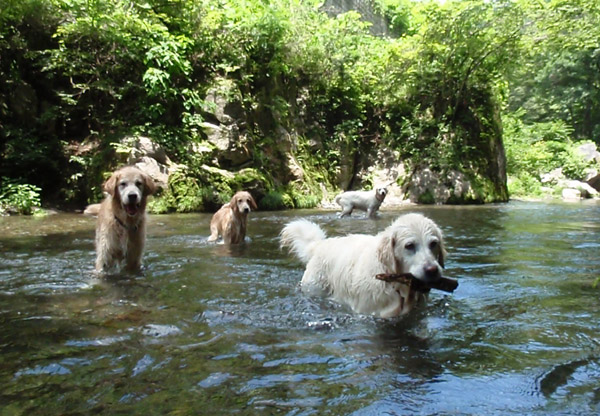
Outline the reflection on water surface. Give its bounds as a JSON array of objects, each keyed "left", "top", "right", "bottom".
[{"left": 1, "top": 201, "right": 599, "bottom": 415}]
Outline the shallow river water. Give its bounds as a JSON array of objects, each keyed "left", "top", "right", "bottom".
[{"left": 1, "top": 201, "right": 599, "bottom": 415}]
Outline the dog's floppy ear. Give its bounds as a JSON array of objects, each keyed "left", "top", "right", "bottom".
[
  {"left": 431, "top": 222, "right": 447, "bottom": 269},
  {"left": 249, "top": 194, "right": 258, "bottom": 210},
  {"left": 143, "top": 173, "right": 157, "bottom": 196},
  {"left": 230, "top": 193, "right": 240, "bottom": 213},
  {"left": 438, "top": 239, "right": 447, "bottom": 269},
  {"left": 103, "top": 171, "right": 120, "bottom": 197},
  {"left": 377, "top": 234, "right": 399, "bottom": 273}
]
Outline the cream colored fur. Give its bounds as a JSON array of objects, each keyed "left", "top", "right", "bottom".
[
  {"left": 335, "top": 187, "right": 388, "bottom": 218},
  {"left": 280, "top": 213, "right": 447, "bottom": 318}
]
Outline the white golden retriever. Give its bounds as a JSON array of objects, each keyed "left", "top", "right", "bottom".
[
  {"left": 335, "top": 187, "right": 388, "bottom": 218},
  {"left": 208, "top": 191, "right": 257, "bottom": 244},
  {"left": 280, "top": 213, "right": 446, "bottom": 318},
  {"left": 94, "top": 166, "right": 156, "bottom": 273}
]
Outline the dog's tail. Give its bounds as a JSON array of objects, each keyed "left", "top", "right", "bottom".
[{"left": 280, "top": 219, "right": 326, "bottom": 264}]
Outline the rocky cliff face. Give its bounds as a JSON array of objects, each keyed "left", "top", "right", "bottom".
[
  {"left": 185, "top": 74, "right": 509, "bottom": 208},
  {"left": 322, "top": 0, "right": 390, "bottom": 37}
]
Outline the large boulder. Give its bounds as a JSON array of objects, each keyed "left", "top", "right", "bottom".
[
  {"left": 562, "top": 188, "right": 582, "bottom": 201},
  {"left": 587, "top": 172, "right": 600, "bottom": 192},
  {"left": 197, "top": 77, "right": 253, "bottom": 167},
  {"left": 558, "top": 179, "right": 598, "bottom": 199},
  {"left": 127, "top": 136, "right": 170, "bottom": 166},
  {"left": 404, "top": 168, "right": 478, "bottom": 204},
  {"left": 201, "top": 122, "right": 253, "bottom": 166},
  {"left": 203, "top": 77, "right": 245, "bottom": 125},
  {"left": 577, "top": 142, "right": 600, "bottom": 163},
  {"left": 135, "top": 156, "right": 170, "bottom": 189},
  {"left": 119, "top": 136, "right": 174, "bottom": 189}
]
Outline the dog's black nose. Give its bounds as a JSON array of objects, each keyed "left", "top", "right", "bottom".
[
  {"left": 127, "top": 193, "right": 138, "bottom": 203},
  {"left": 244, "top": 207, "right": 250, "bottom": 213},
  {"left": 424, "top": 264, "right": 440, "bottom": 281}
]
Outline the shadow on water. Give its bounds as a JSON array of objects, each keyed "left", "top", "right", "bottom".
[{"left": 1, "top": 201, "right": 600, "bottom": 415}]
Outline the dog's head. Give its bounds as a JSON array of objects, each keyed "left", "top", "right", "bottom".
[
  {"left": 230, "top": 191, "right": 257, "bottom": 215},
  {"left": 375, "top": 187, "right": 388, "bottom": 202},
  {"left": 377, "top": 213, "right": 446, "bottom": 283},
  {"left": 104, "top": 166, "right": 156, "bottom": 217}
]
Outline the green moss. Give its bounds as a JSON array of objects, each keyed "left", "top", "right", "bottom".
[
  {"left": 507, "top": 173, "right": 544, "bottom": 199},
  {"left": 259, "top": 191, "right": 293, "bottom": 210},
  {"left": 148, "top": 170, "right": 207, "bottom": 214},
  {"left": 230, "top": 168, "right": 271, "bottom": 197},
  {"left": 292, "top": 193, "right": 320, "bottom": 209},
  {"left": 417, "top": 190, "right": 435, "bottom": 204}
]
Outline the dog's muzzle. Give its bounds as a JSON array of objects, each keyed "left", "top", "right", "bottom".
[
  {"left": 124, "top": 193, "right": 140, "bottom": 216},
  {"left": 423, "top": 264, "right": 441, "bottom": 282}
]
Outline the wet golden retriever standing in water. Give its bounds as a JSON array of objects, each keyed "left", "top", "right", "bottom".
[
  {"left": 94, "top": 166, "right": 156, "bottom": 274},
  {"left": 208, "top": 191, "right": 257, "bottom": 244}
]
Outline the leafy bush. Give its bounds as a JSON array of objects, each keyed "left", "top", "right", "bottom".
[
  {"left": 148, "top": 170, "right": 205, "bottom": 214},
  {"left": 0, "top": 178, "right": 42, "bottom": 215},
  {"left": 507, "top": 172, "right": 544, "bottom": 199},
  {"left": 503, "top": 113, "right": 596, "bottom": 197},
  {"left": 258, "top": 191, "right": 292, "bottom": 211}
]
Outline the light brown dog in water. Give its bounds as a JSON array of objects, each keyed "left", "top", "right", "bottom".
[
  {"left": 93, "top": 166, "right": 156, "bottom": 273},
  {"left": 208, "top": 191, "right": 257, "bottom": 244}
]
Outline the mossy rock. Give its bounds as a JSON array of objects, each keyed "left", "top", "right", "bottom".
[{"left": 259, "top": 191, "right": 294, "bottom": 210}]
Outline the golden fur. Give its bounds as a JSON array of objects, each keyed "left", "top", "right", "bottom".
[
  {"left": 83, "top": 203, "right": 101, "bottom": 216},
  {"left": 94, "top": 166, "right": 156, "bottom": 273},
  {"left": 208, "top": 191, "right": 257, "bottom": 244}
]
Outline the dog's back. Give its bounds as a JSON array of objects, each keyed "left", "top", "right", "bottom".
[{"left": 280, "top": 219, "right": 327, "bottom": 264}]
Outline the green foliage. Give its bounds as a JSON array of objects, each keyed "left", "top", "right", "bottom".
[
  {"left": 287, "top": 187, "right": 320, "bottom": 209},
  {"left": 507, "top": 172, "right": 544, "bottom": 199},
  {"left": 0, "top": 178, "right": 42, "bottom": 215},
  {"left": 258, "top": 191, "right": 293, "bottom": 211},
  {"left": 2, "top": 0, "right": 597, "bottom": 209},
  {"left": 417, "top": 190, "right": 435, "bottom": 205},
  {"left": 257, "top": 187, "right": 319, "bottom": 211},
  {"left": 503, "top": 113, "right": 596, "bottom": 198},
  {"left": 510, "top": 0, "right": 600, "bottom": 141},
  {"left": 148, "top": 170, "right": 206, "bottom": 214},
  {"left": 375, "top": 0, "right": 413, "bottom": 37}
]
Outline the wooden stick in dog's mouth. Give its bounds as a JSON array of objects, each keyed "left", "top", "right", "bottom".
[{"left": 375, "top": 273, "right": 458, "bottom": 293}]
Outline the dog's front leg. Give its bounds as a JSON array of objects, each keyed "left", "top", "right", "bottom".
[
  {"left": 124, "top": 229, "right": 145, "bottom": 272},
  {"left": 379, "top": 292, "right": 405, "bottom": 318},
  {"left": 339, "top": 206, "right": 352, "bottom": 217},
  {"left": 95, "top": 230, "right": 117, "bottom": 273}
]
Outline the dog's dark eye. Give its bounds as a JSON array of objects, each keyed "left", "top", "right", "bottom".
[
  {"left": 135, "top": 180, "right": 142, "bottom": 187},
  {"left": 429, "top": 241, "right": 439, "bottom": 250},
  {"left": 404, "top": 242, "right": 416, "bottom": 251},
  {"left": 119, "top": 181, "right": 127, "bottom": 188}
]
